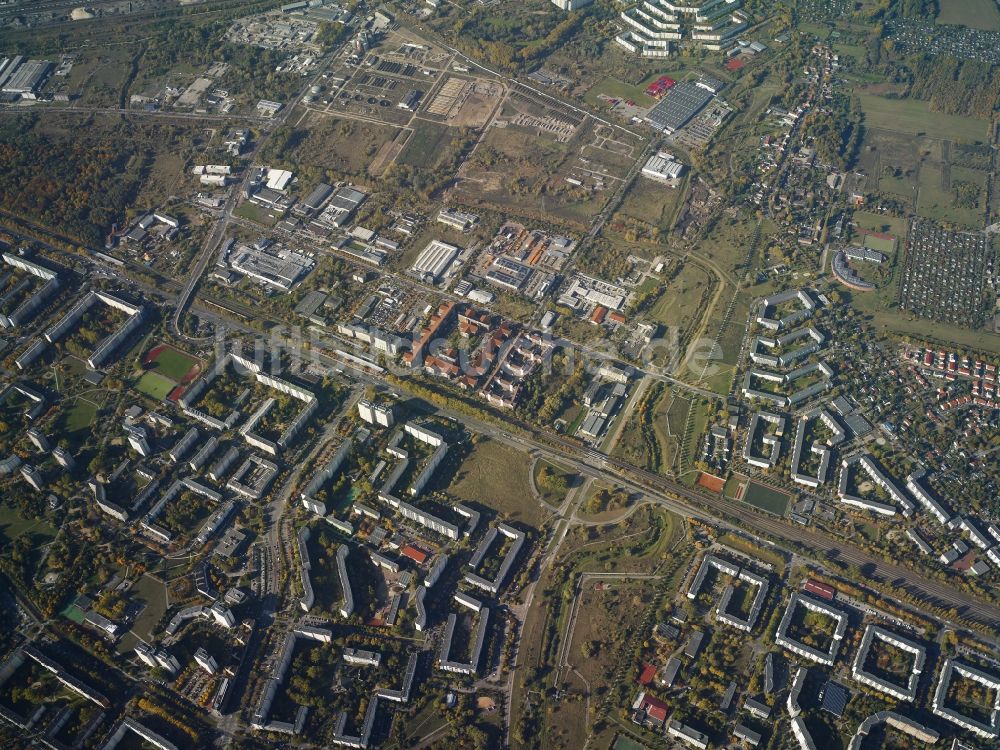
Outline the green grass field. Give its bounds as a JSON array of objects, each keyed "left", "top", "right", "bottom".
[
  {"left": 583, "top": 76, "right": 656, "bottom": 109},
  {"left": 852, "top": 211, "right": 908, "bottom": 244},
  {"left": 61, "top": 398, "right": 98, "bottom": 434},
  {"left": 723, "top": 475, "right": 745, "bottom": 499},
  {"left": 862, "top": 233, "right": 896, "bottom": 255},
  {"left": 233, "top": 201, "right": 280, "bottom": 227},
  {"left": 612, "top": 734, "right": 649, "bottom": 750},
  {"left": 0, "top": 504, "right": 56, "bottom": 546},
  {"left": 937, "top": 0, "right": 1000, "bottom": 31},
  {"left": 859, "top": 94, "right": 988, "bottom": 142},
  {"left": 135, "top": 371, "right": 174, "bottom": 401},
  {"left": 149, "top": 346, "right": 199, "bottom": 381},
  {"left": 129, "top": 574, "right": 168, "bottom": 642},
  {"left": 742, "top": 481, "right": 789, "bottom": 516}
]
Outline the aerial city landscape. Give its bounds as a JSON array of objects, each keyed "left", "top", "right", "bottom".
[{"left": 0, "top": 0, "right": 999, "bottom": 749}]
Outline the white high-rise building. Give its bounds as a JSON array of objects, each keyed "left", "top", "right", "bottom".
[
  {"left": 194, "top": 648, "right": 219, "bottom": 675},
  {"left": 552, "top": 0, "right": 594, "bottom": 9},
  {"left": 357, "top": 399, "right": 395, "bottom": 427},
  {"left": 616, "top": 0, "right": 747, "bottom": 57},
  {"left": 126, "top": 425, "right": 151, "bottom": 457}
]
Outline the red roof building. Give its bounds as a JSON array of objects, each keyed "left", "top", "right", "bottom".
[
  {"left": 639, "top": 692, "right": 668, "bottom": 721},
  {"left": 644, "top": 75, "right": 676, "bottom": 98},
  {"left": 590, "top": 305, "right": 608, "bottom": 324},
  {"left": 401, "top": 545, "right": 428, "bottom": 565},
  {"left": 803, "top": 579, "right": 836, "bottom": 601}
]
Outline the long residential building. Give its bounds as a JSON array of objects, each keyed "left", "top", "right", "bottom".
[
  {"left": 931, "top": 659, "right": 1000, "bottom": 738},
  {"left": 851, "top": 625, "right": 926, "bottom": 702},
  {"left": 616, "top": 0, "right": 747, "bottom": 57},
  {"left": 775, "top": 593, "right": 848, "bottom": 666},
  {"left": 837, "top": 454, "right": 914, "bottom": 517},
  {"left": 464, "top": 523, "right": 525, "bottom": 595},
  {"left": 438, "top": 608, "right": 490, "bottom": 675},
  {"left": 379, "top": 492, "right": 459, "bottom": 539}
]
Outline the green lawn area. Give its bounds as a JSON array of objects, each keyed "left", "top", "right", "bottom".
[
  {"left": 613, "top": 734, "right": 649, "bottom": 750},
  {"left": 917, "top": 163, "right": 983, "bottom": 228},
  {"left": 723, "top": 475, "right": 745, "bottom": 500},
  {"left": 60, "top": 397, "right": 99, "bottom": 435},
  {"left": 129, "top": 574, "right": 168, "bottom": 642},
  {"left": 937, "top": 0, "right": 1000, "bottom": 31},
  {"left": 858, "top": 94, "right": 988, "bottom": 142},
  {"left": 583, "top": 77, "right": 655, "bottom": 109},
  {"left": 233, "top": 201, "right": 280, "bottom": 227},
  {"left": 448, "top": 438, "right": 544, "bottom": 527},
  {"left": 877, "top": 175, "right": 917, "bottom": 199},
  {"left": 742, "top": 481, "right": 789, "bottom": 516},
  {"left": 0, "top": 503, "right": 56, "bottom": 546},
  {"left": 135, "top": 371, "right": 175, "bottom": 401},
  {"left": 532, "top": 459, "right": 576, "bottom": 508},
  {"left": 852, "top": 211, "right": 908, "bottom": 243}
]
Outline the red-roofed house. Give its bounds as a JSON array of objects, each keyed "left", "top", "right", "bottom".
[
  {"left": 631, "top": 691, "right": 669, "bottom": 728},
  {"left": 638, "top": 663, "right": 657, "bottom": 686}
]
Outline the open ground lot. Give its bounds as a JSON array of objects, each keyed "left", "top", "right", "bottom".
[
  {"left": 553, "top": 580, "right": 658, "bottom": 748},
  {"left": 615, "top": 176, "right": 688, "bottom": 234},
  {"left": 937, "top": 0, "right": 1000, "bottom": 31},
  {"left": 858, "top": 95, "right": 989, "bottom": 142},
  {"left": 267, "top": 111, "right": 401, "bottom": 178},
  {"left": 859, "top": 128, "right": 990, "bottom": 228},
  {"left": 446, "top": 438, "right": 543, "bottom": 527},
  {"left": 454, "top": 88, "right": 646, "bottom": 228},
  {"left": 129, "top": 574, "right": 169, "bottom": 642}
]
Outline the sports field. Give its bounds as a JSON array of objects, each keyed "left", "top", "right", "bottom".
[
  {"left": 143, "top": 343, "right": 201, "bottom": 382},
  {"left": 861, "top": 232, "right": 896, "bottom": 255},
  {"left": 858, "top": 95, "right": 988, "bottom": 142},
  {"left": 136, "top": 371, "right": 175, "bottom": 401},
  {"left": 698, "top": 472, "right": 725, "bottom": 492},
  {"left": 139, "top": 343, "right": 202, "bottom": 401},
  {"left": 742, "top": 481, "right": 789, "bottom": 516}
]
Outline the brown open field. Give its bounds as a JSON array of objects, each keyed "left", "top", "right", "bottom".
[
  {"left": 266, "top": 111, "right": 400, "bottom": 177},
  {"left": 447, "top": 438, "right": 545, "bottom": 527},
  {"left": 548, "top": 580, "right": 658, "bottom": 750}
]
